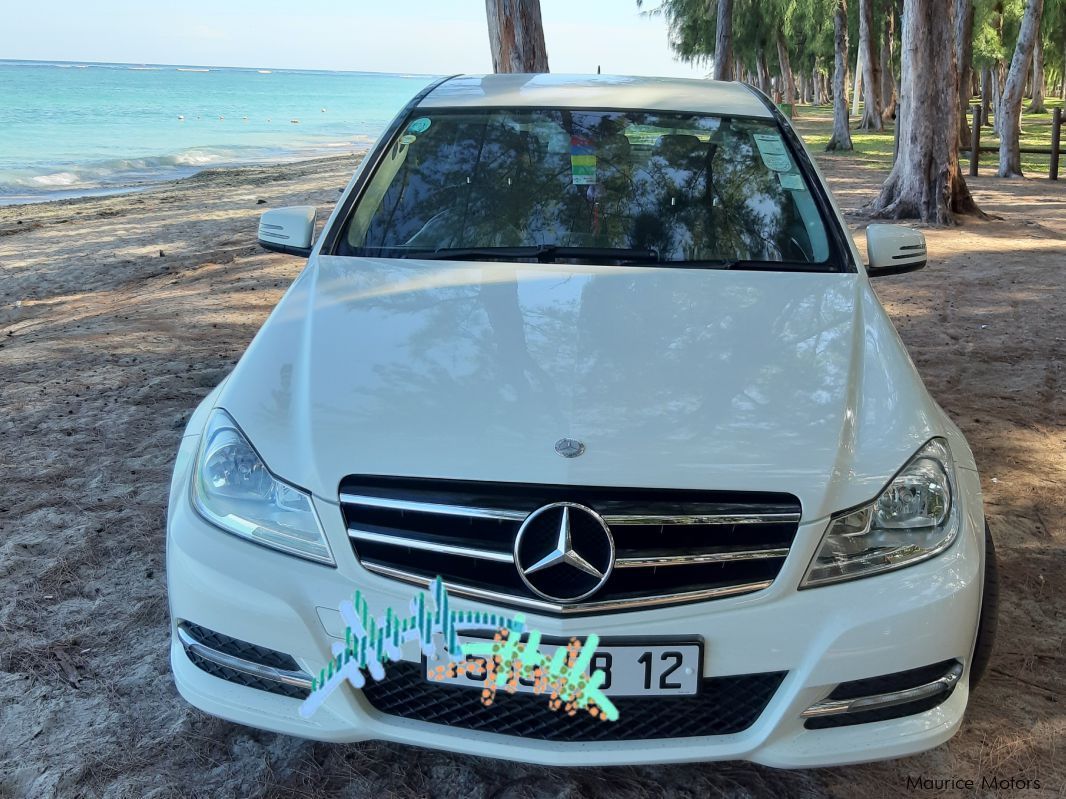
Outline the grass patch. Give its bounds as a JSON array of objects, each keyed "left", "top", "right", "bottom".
[{"left": 790, "top": 98, "right": 1064, "bottom": 177}]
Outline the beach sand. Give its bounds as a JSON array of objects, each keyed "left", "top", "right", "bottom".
[{"left": 0, "top": 152, "right": 1063, "bottom": 798}]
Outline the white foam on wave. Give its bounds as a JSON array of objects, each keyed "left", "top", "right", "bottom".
[{"left": 31, "top": 171, "right": 82, "bottom": 187}]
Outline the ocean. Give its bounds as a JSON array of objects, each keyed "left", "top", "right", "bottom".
[{"left": 0, "top": 60, "right": 436, "bottom": 205}]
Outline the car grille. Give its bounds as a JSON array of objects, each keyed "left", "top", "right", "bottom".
[
  {"left": 361, "top": 661, "right": 786, "bottom": 741},
  {"left": 340, "top": 476, "right": 801, "bottom": 614}
]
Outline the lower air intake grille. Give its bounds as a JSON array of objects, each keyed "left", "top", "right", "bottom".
[
  {"left": 340, "top": 476, "right": 801, "bottom": 614},
  {"left": 185, "top": 648, "right": 310, "bottom": 700},
  {"left": 360, "top": 661, "right": 786, "bottom": 741}
]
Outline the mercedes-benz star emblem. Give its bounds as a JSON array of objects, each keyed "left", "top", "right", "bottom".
[
  {"left": 513, "top": 502, "right": 614, "bottom": 603},
  {"left": 554, "top": 438, "right": 586, "bottom": 458}
]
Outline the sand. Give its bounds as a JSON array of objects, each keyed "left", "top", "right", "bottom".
[{"left": 0, "top": 149, "right": 1063, "bottom": 798}]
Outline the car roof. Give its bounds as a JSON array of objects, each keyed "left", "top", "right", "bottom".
[{"left": 416, "top": 73, "right": 774, "bottom": 118}]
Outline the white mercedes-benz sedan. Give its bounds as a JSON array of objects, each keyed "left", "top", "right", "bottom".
[{"left": 166, "top": 73, "right": 997, "bottom": 768}]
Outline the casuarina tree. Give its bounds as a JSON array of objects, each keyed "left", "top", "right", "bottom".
[
  {"left": 485, "top": 0, "right": 550, "bottom": 73},
  {"left": 867, "top": 0, "right": 982, "bottom": 222},
  {"left": 826, "top": 0, "right": 854, "bottom": 150}
]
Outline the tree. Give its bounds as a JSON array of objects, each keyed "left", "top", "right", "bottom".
[
  {"left": 956, "top": 0, "right": 976, "bottom": 147},
  {"left": 880, "top": 5, "right": 898, "bottom": 120},
  {"left": 858, "top": 0, "right": 884, "bottom": 129},
  {"left": 1025, "top": 22, "right": 1046, "bottom": 112},
  {"left": 867, "top": 0, "right": 982, "bottom": 222},
  {"left": 485, "top": 0, "right": 549, "bottom": 73},
  {"left": 826, "top": 0, "right": 855, "bottom": 150},
  {"left": 777, "top": 31, "right": 798, "bottom": 103},
  {"left": 998, "top": 0, "right": 1044, "bottom": 176},
  {"left": 714, "top": 0, "right": 735, "bottom": 79}
]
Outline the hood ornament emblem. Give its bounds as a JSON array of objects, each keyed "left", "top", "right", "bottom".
[{"left": 554, "top": 438, "right": 585, "bottom": 458}]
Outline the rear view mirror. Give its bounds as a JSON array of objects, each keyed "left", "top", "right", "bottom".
[
  {"left": 258, "top": 206, "right": 316, "bottom": 257},
  {"left": 865, "top": 224, "right": 927, "bottom": 276}
]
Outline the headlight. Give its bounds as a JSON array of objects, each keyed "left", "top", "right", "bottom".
[
  {"left": 191, "top": 409, "right": 335, "bottom": 565},
  {"left": 801, "top": 439, "right": 958, "bottom": 587}
]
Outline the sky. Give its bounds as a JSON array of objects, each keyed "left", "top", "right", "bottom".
[{"left": 3, "top": 0, "right": 709, "bottom": 78}]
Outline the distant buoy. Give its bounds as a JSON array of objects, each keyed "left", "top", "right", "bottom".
[
  {"left": 290, "top": 119, "right": 300, "bottom": 124},
  {"left": 219, "top": 115, "right": 224, "bottom": 120},
  {"left": 321, "top": 108, "right": 326, "bottom": 113},
  {"left": 178, "top": 115, "right": 185, "bottom": 120}
]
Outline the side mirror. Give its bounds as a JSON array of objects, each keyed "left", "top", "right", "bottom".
[
  {"left": 257, "top": 206, "right": 316, "bottom": 257},
  {"left": 865, "top": 223, "right": 927, "bottom": 276}
]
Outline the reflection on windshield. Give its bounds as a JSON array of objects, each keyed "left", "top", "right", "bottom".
[{"left": 339, "top": 109, "right": 835, "bottom": 269}]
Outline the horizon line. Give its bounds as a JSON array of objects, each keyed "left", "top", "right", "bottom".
[{"left": 0, "top": 57, "right": 441, "bottom": 78}]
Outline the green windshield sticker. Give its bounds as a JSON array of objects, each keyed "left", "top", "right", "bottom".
[
  {"left": 408, "top": 117, "right": 432, "bottom": 134},
  {"left": 399, "top": 134, "right": 417, "bottom": 145},
  {"left": 570, "top": 136, "right": 597, "bottom": 185},
  {"left": 753, "top": 133, "right": 792, "bottom": 172},
  {"left": 779, "top": 172, "right": 805, "bottom": 191}
]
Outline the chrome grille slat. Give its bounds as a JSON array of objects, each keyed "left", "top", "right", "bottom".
[
  {"left": 340, "top": 477, "right": 800, "bottom": 615},
  {"left": 612, "top": 548, "right": 791, "bottom": 568},
  {"left": 603, "top": 512, "right": 800, "bottom": 526},
  {"left": 359, "top": 560, "right": 775, "bottom": 614},
  {"left": 348, "top": 528, "right": 514, "bottom": 563},
  {"left": 347, "top": 529, "right": 789, "bottom": 569},
  {"left": 339, "top": 493, "right": 527, "bottom": 521}
]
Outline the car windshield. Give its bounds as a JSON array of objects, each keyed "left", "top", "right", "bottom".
[{"left": 337, "top": 108, "right": 838, "bottom": 269}]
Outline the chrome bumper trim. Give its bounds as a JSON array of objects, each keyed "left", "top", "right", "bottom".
[
  {"left": 800, "top": 662, "right": 964, "bottom": 718},
  {"left": 176, "top": 622, "right": 313, "bottom": 691}
]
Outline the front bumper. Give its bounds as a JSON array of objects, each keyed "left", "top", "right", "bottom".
[{"left": 166, "top": 431, "right": 985, "bottom": 768}]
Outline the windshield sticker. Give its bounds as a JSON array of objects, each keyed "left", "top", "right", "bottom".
[
  {"left": 407, "top": 117, "right": 432, "bottom": 134},
  {"left": 299, "top": 577, "right": 618, "bottom": 722},
  {"left": 753, "top": 133, "right": 792, "bottom": 172},
  {"left": 779, "top": 172, "right": 806, "bottom": 191},
  {"left": 399, "top": 134, "right": 417, "bottom": 145},
  {"left": 570, "top": 136, "right": 598, "bottom": 185}
]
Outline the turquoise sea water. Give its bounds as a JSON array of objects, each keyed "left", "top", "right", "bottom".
[{"left": 0, "top": 60, "right": 436, "bottom": 205}]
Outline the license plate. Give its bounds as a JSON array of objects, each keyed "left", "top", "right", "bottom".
[{"left": 423, "top": 636, "right": 703, "bottom": 697}]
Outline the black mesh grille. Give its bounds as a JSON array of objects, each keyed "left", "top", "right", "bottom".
[
  {"left": 360, "top": 661, "right": 786, "bottom": 741},
  {"left": 826, "top": 659, "right": 960, "bottom": 700},
  {"left": 181, "top": 622, "right": 301, "bottom": 672},
  {"left": 341, "top": 476, "right": 801, "bottom": 614},
  {"left": 185, "top": 648, "right": 310, "bottom": 699}
]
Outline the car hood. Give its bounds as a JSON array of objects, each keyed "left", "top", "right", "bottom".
[{"left": 218, "top": 256, "right": 944, "bottom": 521}]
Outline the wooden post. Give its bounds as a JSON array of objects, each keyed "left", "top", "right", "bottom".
[
  {"left": 969, "top": 104, "right": 982, "bottom": 177},
  {"left": 1051, "top": 107, "right": 1062, "bottom": 181}
]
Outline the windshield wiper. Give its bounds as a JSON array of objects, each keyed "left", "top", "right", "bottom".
[{"left": 401, "top": 245, "right": 661, "bottom": 264}]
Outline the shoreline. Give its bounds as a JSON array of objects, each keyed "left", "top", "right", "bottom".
[{"left": 0, "top": 150, "right": 367, "bottom": 211}]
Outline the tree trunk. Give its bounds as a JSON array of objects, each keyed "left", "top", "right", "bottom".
[
  {"left": 880, "top": 7, "right": 897, "bottom": 120},
  {"left": 998, "top": 0, "right": 1044, "bottom": 176},
  {"left": 981, "top": 65, "right": 993, "bottom": 124},
  {"left": 827, "top": 0, "right": 854, "bottom": 151},
  {"left": 1025, "top": 30, "right": 1045, "bottom": 112},
  {"left": 992, "top": 61, "right": 1006, "bottom": 135},
  {"left": 852, "top": 48, "right": 864, "bottom": 118},
  {"left": 812, "top": 60, "right": 824, "bottom": 104},
  {"left": 776, "top": 31, "right": 798, "bottom": 105},
  {"left": 756, "top": 47, "right": 772, "bottom": 95},
  {"left": 956, "top": 0, "right": 975, "bottom": 148},
  {"left": 485, "top": 0, "right": 549, "bottom": 73},
  {"left": 867, "top": 0, "right": 981, "bottom": 223},
  {"left": 858, "top": 0, "right": 884, "bottom": 129},
  {"left": 714, "top": 0, "right": 734, "bottom": 80}
]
